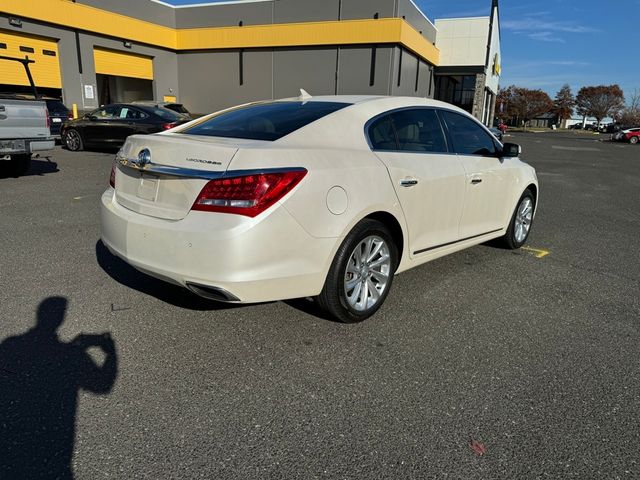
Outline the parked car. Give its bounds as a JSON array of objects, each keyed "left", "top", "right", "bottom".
[
  {"left": 625, "top": 129, "right": 640, "bottom": 144},
  {"left": 132, "top": 101, "right": 192, "bottom": 119},
  {"left": 101, "top": 96, "right": 538, "bottom": 323},
  {"left": 612, "top": 127, "right": 640, "bottom": 142},
  {"left": 568, "top": 123, "right": 584, "bottom": 130},
  {"left": 489, "top": 127, "right": 503, "bottom": 142},
  {"left": 62, "top": 103, "right": 189, "bottom": 151}
]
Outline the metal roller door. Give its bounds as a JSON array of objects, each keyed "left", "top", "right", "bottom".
[
  {"left": 0, "top": 29, "right": 62, "bottom": 88},
  {"left": 93, "top": 47, "right": 153, "bottom": 80}
]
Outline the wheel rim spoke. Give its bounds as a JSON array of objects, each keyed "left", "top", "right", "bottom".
[
  {"left": 367, "top": 240, "right": 383, "bottom": 263},
  {"left": 347, "top": 281, "right": 362, "bottom": 307},
  {"left": 367, "top": 278, "right": 380, "bottom": 302}
]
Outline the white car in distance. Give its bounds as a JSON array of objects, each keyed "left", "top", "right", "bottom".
[{"left": 101, "top": 95, "right": 538, "bottom": 323}]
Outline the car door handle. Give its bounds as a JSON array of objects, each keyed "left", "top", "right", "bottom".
[
  {"left": 0, "top": 105, "right": 5, "bottom": 111},
  {"left": 400, "top": 178, "right": 419, "bottom": 187},
  {"left": 470, "top": 178, "right": 483, "bottom": 185}
]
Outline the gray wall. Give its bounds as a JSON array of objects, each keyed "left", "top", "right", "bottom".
[
  {"left": 175, "top": 2, "right": 272, "bottom": 28},
  {"left": 274, "top": 48, "right": 337, "bottom": 98},
  {"left": 178, "top": 50, "right": 273, "bottom": 114},
  {"left": 274, "top": 0, "right": 340, "bottom": 23},
  {"left": 341, "top": 0, "right": 395, "bottom": 20},
  {"left": 337, "top": 46, "right": 393, "bottom": 96},
  {"left": 390, "top": 47, "right": 433, "bottom": 97},
  {"left": 79, "top": 0, "right": 175, "bottom": 28}
]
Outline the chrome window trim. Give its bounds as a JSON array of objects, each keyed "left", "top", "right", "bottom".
[{"left": 116, "top": 153, "right": 306, "bottom": 180}]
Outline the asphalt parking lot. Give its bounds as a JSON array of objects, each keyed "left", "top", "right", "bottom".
[{"left": 1, "top": 133, "right": 639, "bottom": 479}]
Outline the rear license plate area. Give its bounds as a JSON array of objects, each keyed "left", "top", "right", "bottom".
[
  {"left": 0, "top": 139, "right": 25, "bottom": 153},
  {"left": 137, "top": 174, "right": 159, "bottom": 201}
]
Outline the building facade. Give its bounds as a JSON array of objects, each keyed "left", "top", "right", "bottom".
[
  {"left": 0, "top": 0, "right": 500, "bottom": 123},
  {"left": 434, "top": 0, "right": 501, "bottom": 126}
]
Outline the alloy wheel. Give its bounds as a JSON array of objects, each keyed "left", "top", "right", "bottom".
[
  {"left": 514, "top": 197, "right": 533, "bottom": 244},
  {"left": 65, "top": 130, "right": 81, "bottom": 150},
  {"left": 343, "top": 235, "right": 391, "bottom": 312}
]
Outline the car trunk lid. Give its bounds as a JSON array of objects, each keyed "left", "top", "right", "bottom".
[{"left": 114, "top": 133, "right": 257, "bottom": 220}]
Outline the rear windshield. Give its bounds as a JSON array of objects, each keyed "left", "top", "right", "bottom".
[
  {"left": 166, "top": 104, "right": 189, "bottom": 114},
  {"left": 45, "top": 100, "right": 68, "bottom": 114},
  {"left": 151, "top": 107, "right": 185, "bottom": 121},
  {"left": 181, "top": 101, "right": 350, "bottom": 141}
]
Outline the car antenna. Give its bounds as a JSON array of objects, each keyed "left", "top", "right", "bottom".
[{"left": 299, "top": 89, "right": 312, "bottom": 100}]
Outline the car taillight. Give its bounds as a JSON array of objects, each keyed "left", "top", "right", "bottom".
[
  {"left": 109, "top": 164, "right": 116, "bottom": 188},
  {"left": 192, "top": 170, "right": 307, "bottom": 217},
  {"left": 162, "top": 122, "right": 177, "bottom": 130}
]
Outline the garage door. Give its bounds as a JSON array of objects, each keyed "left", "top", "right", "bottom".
[
  {"left": 93, "top": 47, "right": 153, "bottom": 80},
  {"left": 0, "top": 29, "right": 62, "bottom": 88}
]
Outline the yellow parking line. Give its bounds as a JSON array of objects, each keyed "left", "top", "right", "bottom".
[{"left": 522, "top": 246, "right": 550, "bottom": 258}]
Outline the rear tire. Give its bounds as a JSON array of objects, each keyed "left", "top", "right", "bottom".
[
  {"left": 64, "top": 129, "right": 84, "bottom": 151},
  {"left": 500, "top": 190, "right": 535, "bottom": 249},
  {"left": 9, "top": 154, "right": 31, "bottom": 177},
  {"left": 317, "top": 219, "right": 398, "bottom": 323},
  {"left": 630, "top": 136, "right": 639, "bottom": 144}
]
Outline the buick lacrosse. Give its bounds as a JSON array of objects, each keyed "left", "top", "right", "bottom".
[{"left": 101, "top": 95, "right": 538, "bottom": 323}]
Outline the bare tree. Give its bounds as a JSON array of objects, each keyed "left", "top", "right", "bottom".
[
  {"left": 553, "top": 84, "right": 576, "bottom": 128},
  {"left": 576, "top": 85, "right": 625, "bottom": 126},
  {"left": 619, "top": 89, "right": 640, "bottom": 126}
]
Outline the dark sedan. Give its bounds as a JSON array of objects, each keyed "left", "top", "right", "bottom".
[{"left": 61, "top": 103, "right": 188, "bottom": 151}]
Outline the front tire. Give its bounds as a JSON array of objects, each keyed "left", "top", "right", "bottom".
[
  {"left": 630, "top": 136, "right": 639, "bottom": 144},
  {"left": 64, "top": 128, "right": 84, "bottom": 151},
  {"left": 317, "top": 219, "right": 398, "bottom": 323},
  {"left": 501, "top": 190, "right": 535, "bottom": 249}
]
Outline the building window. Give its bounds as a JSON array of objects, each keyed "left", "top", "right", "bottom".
[
  {"left": 43, "top": 49, "right": 57, "bottom": 56},
  {"left": 435, "top": 75, "right": 476, "bottom": 114},
  {"left": 20, "top": 46, "right": 35, "bottom": 53}
]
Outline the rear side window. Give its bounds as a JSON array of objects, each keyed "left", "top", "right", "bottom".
[
  {"left": 92, "top": 105, "right": 121, "bottom": 119},
  {"left": 369, "top": 116, "right": 396, "bottom": 150},
  {"left": 440, "top": 110, "right": 497, "bottom": 156},
  {"left": 182, "top": 101, "right": 350, "bottom": 141},
  {"left": 119, "top": 107, "right": 148, "bottom": 120},
  {"left": 368, "top": 108, "right": 448, "bottom": 153}
]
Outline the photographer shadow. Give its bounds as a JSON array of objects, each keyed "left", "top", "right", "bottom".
[{"left": 0, "top": 297, "right": 117, "bottom": 480}]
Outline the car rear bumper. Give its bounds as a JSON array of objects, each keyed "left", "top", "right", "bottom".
[
  {"left": 100, "top": 189, "right": 336, "bottom": 303},
  {"left": 0, "top": 137, "right": 54, "bottom": 155}
]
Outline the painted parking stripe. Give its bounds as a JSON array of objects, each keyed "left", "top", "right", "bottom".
[{"left": 521, "top": 246, "right": 550, "bottom": 258}]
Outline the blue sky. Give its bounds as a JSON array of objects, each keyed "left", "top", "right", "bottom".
[{"left": 164, "top": 0, "right": 637, "bottom": 100}]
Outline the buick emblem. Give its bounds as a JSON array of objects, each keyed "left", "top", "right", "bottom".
[{"left": 137, "top": 149, "right": 151, "bottom": 167}]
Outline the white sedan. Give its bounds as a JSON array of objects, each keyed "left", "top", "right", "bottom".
[{"left": 101, "top": 95, "right": 538, "bottom": 323}]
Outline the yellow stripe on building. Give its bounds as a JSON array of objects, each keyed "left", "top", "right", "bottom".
[{"left": 177, "top": 18, "right": 439, "bottom": 65}]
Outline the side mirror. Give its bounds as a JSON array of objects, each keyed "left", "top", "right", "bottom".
[{"left": 502, "top": 142, "right": 521, "bottom": 157}]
